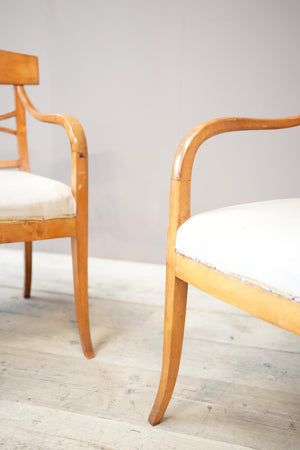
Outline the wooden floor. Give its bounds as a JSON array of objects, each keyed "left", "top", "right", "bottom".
[{"left": 0, "top": 248, "right": 299, "bottom": 449}]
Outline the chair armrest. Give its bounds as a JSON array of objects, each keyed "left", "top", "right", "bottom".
[
  {"left": 173, "top": 115, "right": 300, "bottom": 182},
  {"left": 16, "top": 85, "right": 87, "bottom": 205},
  {"left": 167, "top": 115, "right": 300, "bottom": 249}
]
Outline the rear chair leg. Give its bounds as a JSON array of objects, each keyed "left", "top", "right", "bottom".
[
  {"left": 24, "top": 241, "right": 32, "bottom": 298},
  {"left": 149, "top": 266, "right": 188, "bottom": 425}
]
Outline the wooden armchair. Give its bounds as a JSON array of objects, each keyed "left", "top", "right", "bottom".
[
  {"left": 0, "top": 50, "right": 94, "bottom": 359},
  {"left": 149, "top": 115, "right": 300, "bottom": 425}
]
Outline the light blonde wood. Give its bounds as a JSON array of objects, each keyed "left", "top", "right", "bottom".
[
  {"left": 148, "top": 269, "right": 188, "bottom": 426},
  {"left": 0, "top": 50, "right": 93, "bottom": 358},
  {"left": 0, "top": 110, "right": 17, "bottom": 136},
  {"left": 71, "top": 235, "right": 94, "bottom": 359},
  {"left": 149, "top": 115, "right": 300, "bottom": 426},
  {"left": 176, "top": 253, "right": 300, "bottom": 336},
  {"left": 172, "top": 115, "right": 300, "bottom": 184},
  {"left": 0, "top": 110, "right": 16, "bottom": 120},
  {"left": 0, "top": 159, "right": 19, "bottom": 168},
  {"left": 0, "top": 218, "right": 76, "bottom": 243},
  {"left": 0, "top": 127, "right": 17, "bottom": 135},
  {"left": 0, "top": 49, "right": 39, "bottom": 85},
  {"left": 14, "top": 85, "right": 30, "bottom": 171}
]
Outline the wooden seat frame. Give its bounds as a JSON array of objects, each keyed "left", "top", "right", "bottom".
[
  {"left": 0, "top": 50, "right": 94, "bottom": 359},
  {"left": 149, "top": 115, "right": 300, "bottom": 425}
]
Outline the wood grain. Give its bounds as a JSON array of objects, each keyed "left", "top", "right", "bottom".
[
  {"left": 0, "top": 49, "right": 38, "bottom": 84},
  {"left": 175, "top": 253, "right": 300, "bottom": 336},
  {"left": 0, "top": 218, "right": 76, "bottom": 243},
  {"left": 23, "top": 241, "right": 32, "bottom": 298}
]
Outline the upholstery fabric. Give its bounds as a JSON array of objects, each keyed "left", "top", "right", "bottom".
[
  {"left": 175, "top": 199, "right": 300, "bottom": 302},
  {"left": 0, "top": 170, "right": 76, "bottom": 221}
]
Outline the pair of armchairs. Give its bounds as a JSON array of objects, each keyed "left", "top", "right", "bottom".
[{"left": 1, "top": 50, "right": 299, "bottom": 425}]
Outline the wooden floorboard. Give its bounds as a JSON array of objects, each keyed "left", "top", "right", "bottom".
[{"left": 0, "top": 248, "right": 299, "bottom": 449}]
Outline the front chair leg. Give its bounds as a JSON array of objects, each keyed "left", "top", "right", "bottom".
[
  {"left": 71, "top": 235, "right": 94, "bottom": 359},
  {"left": 149, "top": 267, "right": 188, "bottom": 425},
  {"left": 24, "top": 241, "right": 32, "bottom": 298}
]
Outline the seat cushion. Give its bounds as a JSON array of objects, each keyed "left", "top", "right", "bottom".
[
  {"left": 175, "top": 199, "right": 300, "bottom": 302},
  {"left": 0, "top": 171, "right": 76, "bottom": 221}
]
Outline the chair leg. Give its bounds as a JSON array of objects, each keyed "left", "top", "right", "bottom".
[
  {"left": 148, "top": 266, "right": 188, "bottom": 425},
  {"left": 71, "top": 235, "right": 94, "bottom": 359},
  {"left": 23, "top": 241, "right": 32, "bottom": 298}
]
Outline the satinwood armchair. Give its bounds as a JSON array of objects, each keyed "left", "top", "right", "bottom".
[
  {"left": 149, "top": 115, "right": 300, "bottom": 425},
  {"left": 0, "top": 50, "right": 94, "bottom": 359}
]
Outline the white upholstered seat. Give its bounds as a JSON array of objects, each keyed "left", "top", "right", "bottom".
[
  {"left": 0, "top": 170, "right": 76, "bottom": 221},
  {"left": 175, "top": 199, "right": 300, "bottom": 302}
]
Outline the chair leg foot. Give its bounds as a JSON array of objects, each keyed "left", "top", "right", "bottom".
[
  {"left": 148, "top": 269, "right": 188, "bottom": 426},
  {"left": 71, "top": 236, "right": 94, "bottom": 359},
  {"left": 23, "top": 241, "right": 32, "bottom": 298}
]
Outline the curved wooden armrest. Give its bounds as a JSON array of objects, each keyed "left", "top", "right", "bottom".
[
  {"left": 168, "top": 115, "right": 300, "bottom": 243},
  {"left": 16, "top": 85, "right": 87, "bottom": 201},
  {"left": 173, "top": 115, "right": 300, "bottom": 182}
]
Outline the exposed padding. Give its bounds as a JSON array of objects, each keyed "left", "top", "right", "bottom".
[
  {"left": 0, "top": 170, "right": 76, "bottom": 221},
  {"left": 175, "top": 199, "right": 300, "bottom": 303}
]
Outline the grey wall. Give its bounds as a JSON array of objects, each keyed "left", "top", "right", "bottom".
[{"left": 1, "top": 0, "right": 300, "bottom": 263}]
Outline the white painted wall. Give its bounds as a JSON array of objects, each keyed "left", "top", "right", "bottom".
[{"left": 1, "top": 0, "right": 300, "bottom": 263}]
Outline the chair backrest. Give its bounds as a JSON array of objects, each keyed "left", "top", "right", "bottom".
[
  {"left": 0, "top": 50, "right": 39, "bottom": 171},
  {"left": 0, "top": 50, "right": 39, "bottom": 85}
]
